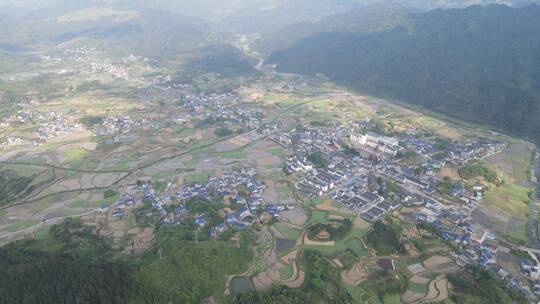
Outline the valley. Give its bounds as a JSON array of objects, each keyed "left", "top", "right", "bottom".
[{"left": 0, "top": 1, "right": 539, "bottom": 304}]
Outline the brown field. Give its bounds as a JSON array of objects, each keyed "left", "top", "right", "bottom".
[
  {"left": 303, "top": 233, "right": 335, "bottom": 246},
  {"left": 438, "top": 166, "right": 460, "bottom": 180}
]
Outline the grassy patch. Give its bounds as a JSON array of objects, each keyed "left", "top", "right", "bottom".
[
  {"left": 80, "top": 157, "right": 99, "bottom": 170},
  {"left": 381, "top": 294, "right": 402, "bottom": 304},
  {"left": 273, "top": 222, "right": 302, "bottom": 240},
  {"left": 268, "top": 147, "right": 285, "bottom": 157},
  {"left": 305, "top": 197, "right": 323, "bottom": 207},
  {"left": 503, "top": 144, "right": 534, "bottom": 183},
  {"left": 252, "top": 255, "right": 268, "bottom": 274},
  {"left": 217, "top": 149, "right": 247, "bottom": 159},
  {"left": 276, "top": 183, "right": 289, "bottom": 194},
  {"left": 152, "top": 170, "right": 179, "bottom": 180},
  {"left": 485, "top": 184, "right": 530, "bottom": 219},
  {"left": 508, "top": 221, "right": 527, "bottom": 242},
  {"left": 62, "top": 148, "right": 88, "bottom": 168},
  {"left": 185, "top": 171, "right": 215, "bottom": 183},
  {"left": 343, "top": 284, "right": 368, "bottom": 304},
  {"left": 4, "top": 219, "right": 42, "bottom": 233},
  {"left": 68, "top": 195, "right": 117, "bottom": 209},
  {"left": 279, "top": 263, "right": 294, "bottom": 280},
  {"left": 308, "top": 210, "right": 330, "bottom": 225},
  {"left": 408, "top": 281, "right": 428, "bottom": 294}
]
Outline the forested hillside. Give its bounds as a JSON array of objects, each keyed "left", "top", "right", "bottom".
[
  {"left": 268, "top": 4, "right": 540, "bottom": 143},
  {"left": 253, "top": 3, "right": 413, "bottom": 56}
]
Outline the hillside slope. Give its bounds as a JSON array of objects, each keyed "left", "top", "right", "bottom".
[{"left": 269, "top": 4, "right": 540, "bottom": 143}]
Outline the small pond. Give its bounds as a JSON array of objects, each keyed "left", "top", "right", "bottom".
[
  {"left": 276, "top": 238, "right": 296, "bottom": 252},
  {"left": 230, "top": 276, "right": 253, "bottom": 296}
]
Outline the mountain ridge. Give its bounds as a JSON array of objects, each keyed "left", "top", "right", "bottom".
[{"left": 268, "top": 4, "right": 540, "bottom": 143}]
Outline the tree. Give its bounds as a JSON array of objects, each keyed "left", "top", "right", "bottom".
[{"left": 307, "top": 151, "right": 326, "bottom": 168}]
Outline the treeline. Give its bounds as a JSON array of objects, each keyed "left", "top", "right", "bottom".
[
  {"left": 79, "top": 115, "right": 104, "bottom": 127},
  {"left": 269, "top": 4, "right": 540, "bottom": 144},
  {"left": 366, "top": 220, "right": 405, "bottom": 254},
  {"left": 307, "top": 219, "right": 352, "bottom": 241},
  {"left": 307, "top": 150, "right": 326, "bottom": 168},
  {"left": 0, "top": 219, "right": 134, "bottom": 304},
  {"left": 136, "top": 227, "right": 253, "bottom": 304},
  {"left": 448, "top": 266, "right": 527, "bottom": 304},
  {"left": 0, "top": 245, "right": 133, "bottom": 304},
  {"left": 0, "top": 218, "right": 254, "bottom": 304},
  {"left": 459, "top": 161, "right": 498, "bottom": 183}
]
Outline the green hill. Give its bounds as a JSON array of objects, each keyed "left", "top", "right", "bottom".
[{"left": 269, "top": 4, "right": 540, "bottom": 143}]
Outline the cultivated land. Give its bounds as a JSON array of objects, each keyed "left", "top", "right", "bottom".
[{"left": 0, "top": 40, "right": 536, "bottom": 303}]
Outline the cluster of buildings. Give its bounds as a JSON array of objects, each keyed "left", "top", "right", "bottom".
[
  {"left": 274, "top": 124, "right": 345, "bottom": 155},
  {"left": 101, "top": 168, "right": 284, "bottom": 239},
  {"left": 4, "top": 109, "right": 78, "bottom": 146},
  {"left": 350, "top": 131, "right": 400, "bottom": 157},
  {"left": 36, "top": 113, "right": 76, "bottom": 142},
  {"left": 172, "top": 90, "right": 263, "bottom": 131},
  {"left": 268, "top": 116, "right": 539, "bottom": 298},
  {"left": 62, "top": 47, "right": 131, "bottom": 80},
  {"left": 413, "top": 189, "right": 539, "bottom": 299}
]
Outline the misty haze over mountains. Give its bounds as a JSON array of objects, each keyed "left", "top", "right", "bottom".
[
  {"left": 0, "top": 0, "right": 540, "bottom": 140},
  {"left": 0, "top": 0, "right": 540, "bottom": 142}
]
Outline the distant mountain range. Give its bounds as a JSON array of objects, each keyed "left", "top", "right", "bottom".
[
  {"left": 0, "top": 1, "right": 232, "bottom": 61},
  {"left": 253, "top": 3, "right": 415, "bottom": 57},
  {"left": 268, "top": 4, "right": 540, "bottom": 143}
]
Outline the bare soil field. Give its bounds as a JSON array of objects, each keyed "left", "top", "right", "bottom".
[
  {"left": 279, "top": 208, "right": 307, "bottom": 227},
  {"left": 401, "top": 290, "right": 426, "bottom": 303},
  {"left": 423, "top": 256, "right": 451, "bottom": 269},
  {"left": 487, "top": 141, "right": 533, "bottom": 187},
  {"left": 315, "top": 199, "right": 354, "bottom": 216},
  {"left": 303, "top": 233, "right": 335, "bottom": 246},
  {"left": 424, "top": 276, "right": 449, "bottom": 303},
  {"left": 353, "top": 217, "right": 371, "bottom": 229},
  {"left": 341, "top": 261, "right": 369, "bottom": 285},
  {"left": 437, "top": 166, "right": 460, "bottom": 180},
  {"left": 472, "top": 205, "right": 511, "bottom": 236}
]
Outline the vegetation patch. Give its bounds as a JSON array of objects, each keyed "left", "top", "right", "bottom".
[
  {"left": 484, "top": 184, "right": 530, "bottom": 219},
  {"left": 185, "top": 171, "right": 215, "bottom": 183},
  {"left": 366, "top": 221, "right": 405, "bottom": 255},
  {"left": 273, "top": 222, "right": 302, "bottom": 241},
  {"left": 447, "top": 266, "right": 526, "bottom": 304},
  {"left": 0, "top": 170, "right": 34, "bottom": 206},
  {"left": 459, "top": 161, "right": 498, "bottom": 183}
]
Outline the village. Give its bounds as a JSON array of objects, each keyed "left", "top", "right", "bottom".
[{"left": 1, "top": 46, "right": 538, "bottom": 302}]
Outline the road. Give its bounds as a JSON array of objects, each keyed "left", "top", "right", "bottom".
[{"left": 527, "top": 151, "right": 540, "bottom": 248}]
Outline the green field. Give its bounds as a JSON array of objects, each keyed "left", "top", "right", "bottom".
[
  {"left": 4, "top": 219, "right": 42, "bottom": 233},
  {"left": 185, "top": 170, "right": 215, "bottom": 183},
  {"left": 408, "top": 281, "right": 429, "bottom": 294},
  {"left": 152, "top": 170, "right": 179, "bottom": 180},
  {"left": 62, "top": 148, "right": 88, "bottom": 168},
  {"left": 508, "top": 221, "right": 527, "bottom": 242},
  {"left": 485, "top": 184, "right": 530, "bottom": 219},
  {"left": 217, "top": 149, "right": 248, "bottom": 159},
  {"left": 308, "top": 210, "right": 330, "bottom": 225},
  {"left": 279, "top": 263, "right": 294, "bottom": 280},
  {"left": 68, "top": 195, "right": 118, "bottom": 209},
  {"left": 273, "top": 222, "right": 302, "bottom": 240},
  {"left": 268, "top": 147, "right": 285, "bottom": 157},
  {"left": 503, "top": 143, "right": 534, "bottom": 183}
]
